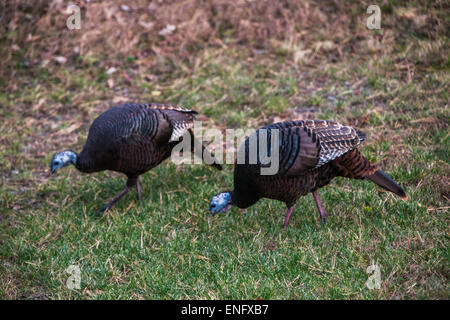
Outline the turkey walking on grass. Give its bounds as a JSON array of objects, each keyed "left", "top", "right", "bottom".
[
  {"left": 50, "top": 102, "right": 222, "bottom": 212},
  {"left": 208, "top": 120, "right": 406, "bottom": 228}
]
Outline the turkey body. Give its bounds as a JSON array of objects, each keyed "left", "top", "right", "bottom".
[
  {"left": 77, "top": 103, "right": 189, "bottom": 177},
  {"left": 233, "top": 162, "right": 336, "bottom": 210},
  {"left": 226, "top": 120, "right": 406, "bottom": 227},
  {"left": 52, "top": 102, "right": 221, "bottom": 211}
]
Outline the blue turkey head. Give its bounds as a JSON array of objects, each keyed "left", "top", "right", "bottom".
[
  {"left": 50, "top": 150, "right": 77, "bottom": 174},
  {"left": 209, "top": 192, "right": 232, "bottom": 216}
]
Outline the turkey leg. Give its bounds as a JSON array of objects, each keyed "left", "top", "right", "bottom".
[
  {"left": 136, "top": 179, "right": 142, "bottom": 202},
  {"left": 99, "top": 187, "right": 130, "bottom": 212},
  {"left": 283, "top": 206, "right": 294, "bottom": 229},
  {"left": 99, "top": 177, "right": 141, "bottom": 212},
  {"left": 312, "top": 191, "right": 331, "bottom": 222}
]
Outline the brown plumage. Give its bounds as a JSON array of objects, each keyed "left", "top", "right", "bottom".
[
  {"left": 50, "top": 102, "right": 222, "bottom": 212},
  {"left": 209, "top": 120, "right": 406, "bottom": 227}
]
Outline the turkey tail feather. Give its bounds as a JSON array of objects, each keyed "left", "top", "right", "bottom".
[{"left": 367, "top": 169, "right": 407, "bottom": 199}]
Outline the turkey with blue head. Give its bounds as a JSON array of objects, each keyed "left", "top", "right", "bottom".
[
  {"left": 51, "top": 102, "right": 222, "bottom": 212},
  {"left": 209, "top": 120, "right": 406, "bottom": 228}
]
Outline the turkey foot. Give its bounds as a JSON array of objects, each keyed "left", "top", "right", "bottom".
[{"left": 99, "top": 187, "right": 130, "bottom": 213}]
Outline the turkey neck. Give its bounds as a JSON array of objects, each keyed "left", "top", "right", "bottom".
[
  {"left": 75, "top": 149, "right": 98, "bottom": 173},
  {"left": 229, "top": 189, "right": 260, "bottom": 209}
]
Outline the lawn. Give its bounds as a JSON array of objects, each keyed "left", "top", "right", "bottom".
[{"left": 0, "top": 0, "right": 448, "bottom": 299}]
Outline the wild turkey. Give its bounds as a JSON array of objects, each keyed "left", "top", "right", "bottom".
[
  {"left": 50, "top": 102, "right": 222, "bottom": 212},
  {"left": 208, "top": 120, "right": 406, "bottom": 228}
]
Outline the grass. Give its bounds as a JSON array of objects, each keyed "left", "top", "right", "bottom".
[
  {"left": 0, "top": 0, "right": 449, "bottom": 299},
  {"left": 1, "top": 162, "right": 447, "bottom": 299}
]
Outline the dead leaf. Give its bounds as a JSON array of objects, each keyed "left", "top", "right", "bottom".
[
  {"left": 113, "top": 96, "right": 130, "bottom": 103},
  {"left": 106, "top": 67, "right": 117, "bottom": 75},
  {"left": 158, "top": 24, "right": 176, "bottom": 36},
  {"left": 60, "top": 123, "right": 81, "bottom": 135},
  {"left": 54, "top": 56, "right": 67, "bottom": 64},
  {"left": 107, "top": 78, "right": 114, "bottom": 88}
]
